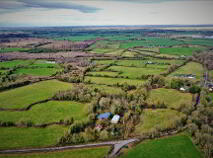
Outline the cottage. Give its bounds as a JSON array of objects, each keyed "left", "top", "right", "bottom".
[
  {"left": 97, "top": 112, "right": 111, "bottom": 120},
  {"left": 111, "top": 115, "right": 120, "bottom": 124}
]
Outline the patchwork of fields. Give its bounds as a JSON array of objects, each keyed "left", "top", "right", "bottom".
[{"left": 0, "top": 28, "right": 211, "bottom": 158}]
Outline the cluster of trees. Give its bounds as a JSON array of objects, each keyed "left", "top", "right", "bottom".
[
  {"left": 187, "top": 89, "right": 213, "bottom": 158},
  {"left": 193, "top": 51, "right": 213, "bottom": 70},
  {"left": 53, "top": 84, "right": 94, "bottom": 102}
]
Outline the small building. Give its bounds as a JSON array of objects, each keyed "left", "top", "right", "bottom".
[
  {"left": 111, "top": 115, "right": 120, "bottom": 124},
  {"left": 97, "top": 112, "right": 111, "bottom": 120}
]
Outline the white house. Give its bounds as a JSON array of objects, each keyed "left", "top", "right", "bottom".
[{"left": 111, "top": 115, "right": 120, "bottom": 124}]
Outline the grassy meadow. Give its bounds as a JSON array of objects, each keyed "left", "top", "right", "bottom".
[
  {"left": 84, "top": 76, "right": 145, "bottom": 86},
  {"left": 120, "top": 135, "right": 202, "bottom": 158},
  {"left": 147, "top": 88, "right": 193, "bottom": 109},
  {"left": 0, "top": 125, "right": 67, "bottom": 149},
  {"left": 0, "top": 80, "right": 73, "bottom": 109},
  {"left": 169, "top": 62, "right": 203, "bottom": 79},
  {"left": 0, "top": 101, "right": 88, "bottom": 125},
  {"left": 134, "top": 109, "right": 186, "bottom": 135}
]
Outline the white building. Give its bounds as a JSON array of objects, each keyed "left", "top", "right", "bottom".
[{"left": 111, "top": 115, "right": 120, "bottom": 124}]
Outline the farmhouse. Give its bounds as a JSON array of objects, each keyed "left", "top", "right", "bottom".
[
  {"left": 97, "top": 112, "right": 112, "bottom": 120},
  {"left": 111, "top": 115, "right": 120, "bottom": 124}
]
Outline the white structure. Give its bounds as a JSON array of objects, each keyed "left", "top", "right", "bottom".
[
  {"left": 111, "top": 115, "right": 120, "bottom": 124},
  {"left": 180, "top": 87, "right": 186, "bottom": 91}
]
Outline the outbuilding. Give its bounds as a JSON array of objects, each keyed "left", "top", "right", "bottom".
[
  {"left": 97, "top": 112, "right": 112, "bottom": 120},
  {"left": 111, "top": 115, "right": 120, "bottom": 124}
]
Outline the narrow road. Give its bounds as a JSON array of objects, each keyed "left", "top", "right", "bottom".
[{"left": 0, "top": 139, "right": 139, "bottom": 157}]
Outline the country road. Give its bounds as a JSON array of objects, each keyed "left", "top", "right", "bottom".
[{"left": 0, "top": 139, "right": 139, "bottom": 158}]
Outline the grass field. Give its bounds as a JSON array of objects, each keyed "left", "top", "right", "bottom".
[
  {"left": 147, "top": 88, "right": 193, "bottom": 109},
  {"left": 107, "top": 66, "right": 166, "bottom": 79},
  {"left": 183, "top": 38, "right": 213, "bottom": 47},
  {"left": 0, "top": 101, "right": 87, "bottom": 125},
  {"left": 86, "top": 84, "right": 123, "bottom": 94},
  {"left": 84, "top": 76, "right": 145, "bottom": 86},
  {"left": 134, "top": 109, "right": 186, "bottom": 135},
  {"left": 120, "top": 135, "right": 202, "bottom": 158},
  {"left": 159, "top": 47, "right": 204, "bottom": 56},
  {"left": 0, "top": 125, "right": 67, "bottom": 149},
  {"left": 87, "top": 71, "right": 119, "bottom": 77},
  {"left": 169, "top": 62, "right": 203, "bottom": 79},
  {"left": 0, "top": 60, "right": 33, "bottom": 68},
  {"left": 0, "top": 48, "right": 29, "bottom": 53},
  {"left": 120, "top": 38, "right": 183, "bottom": 49},
  {"left": 0, "top": 80, "right": 73, "bottom": 109},
  {"left": 0, "top": 146, "right": 110, "bottom": 158},
  {"left": 14, "top": 67, "right": 61, "bottom": 76},
  {"left": 121, "top": 51, "right": 138, "bottom": 57}
]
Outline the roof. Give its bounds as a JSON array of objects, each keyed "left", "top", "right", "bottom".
[
  {"left": 111, "top": 115, "right": 120, "bottom": 124},
  {"left": 98, "top": 112, "right": 111, "bottom": 119}
]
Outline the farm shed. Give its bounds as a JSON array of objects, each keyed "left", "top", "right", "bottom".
[
  {"left": 111, "top": 115, "right": 120, "bottom": 124},
  {"left": 98, "top": 112, "right": 112, "bottom": 120}
]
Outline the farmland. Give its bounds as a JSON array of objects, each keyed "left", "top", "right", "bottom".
[
  {"left": 0, "top": 26, "right": 212, "bottom": 158},
  {"left": 134, "top": 109, "right": 186, "bottom": 135},
  {"left": 120, "top": 135, "right": 202, "bottom": 158},
  {"left": 169, "top": 62, "right": 203, "bottom": 79},
  {"left": 0, "top": 80, "right": 73, "bottom": 109},
  {"left": 146, "top": 88, "right": 193, "bottom": 109},
  {"left": 159, "top": 47, "right": 204, "bottom": 56},
  {"left": 0, "top": 101, "right": 88, "bottom": 125},
  {"left": 0, "top": 125, "right": 67, "bottom": 149},
  {"left": 84, "top": 76, "right": 145, "bottom": 86}
]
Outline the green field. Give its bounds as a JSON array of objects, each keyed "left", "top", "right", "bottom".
[
  {"left": 159, "top": 47, "right": 204, "bottom": 56},
  {"left": 0, "top": 147, "right": 110, "bottom": 158},
  {"left": 0, "top": 101, "right": 87, "bottom": 125},
  {"left": 120, "top": 38, "right": 183, "bottom": 49},
  {"left": 184, "top": 38, "right": 213, "bottom": 47},
  {"left": 0, "top": 125, "right": 67, "bottom": 149},
  {"left": 84, "top": 76, "right": 145, "bottom": 86},
  {"left": 147, "top": 88, "right": 193, "bottom": 109},
  {"left": 135, "top": 109, "right": 186, "bottom": 135},
  {"left": 107, "top": 66, "right": 166, "bottom": 79},
  {"left": 0, "top": 80, "right": 73, "bottom": 109},
  {"left": 86, "top": 84, "right": 123, "bottom": 94},
  {"left": 0, "top": 48, "right": 29, "bottom": 53},
  {"left": 0, "top": 60, "right": 33, "bottom": 68},
  {"left": 120, "top": 135, "right": 202, "bottom": 158},
  {"left": 14, "top": 67, "right": 61, "bottom": 76},
  {"left": 169, "top": 62, "right": 203, "bottom": 79},
  {"left": 87, "top": 71, "right": 119, "bottom": 77}
]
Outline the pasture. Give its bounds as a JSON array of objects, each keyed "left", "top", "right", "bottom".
[
  {"left": 0, "top": 60, "right": 33, "bottom": 68},
  {"left": 87, "top": 71, "right": 119, "bottom": 77},
  {"left": 0, "top": 125, "right": 67, "bottom": 149},
  {"left": 0, "top": 48, "right": 29, "bottom": 53},
  {"left": 0, "top": 147, "right": 110, "bottom": 158},
  {"left": 159, "top": 47, "right": 204, "bottom": 56},
  {"left": 120, "top": 135, "right": 202, "bottom": 158},
  {"left": 169, "top": 62, "right": 203, "bottom": 79},
  {"left": 107, "top": 66, "right": 166, "bottom": 79},
  {"left": 84, "top": 76, "right": 145, "bottom": 86},
  {"left": 14, "top": 67, "right": 60, "bottom": 76},
  {"left": 147, "top": 88, "right": 193, "bottom": 109},
  {"left": 134, "top": 109, "right": 186, "bottom": 135},
  {"left": 0, "top": 80, "right": 73, "bottom": 109},
  {"left": 0, "top": 101, "right": 87, "bottom": 125}
]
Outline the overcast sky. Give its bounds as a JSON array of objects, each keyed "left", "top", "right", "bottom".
[{"left": 0, "top": 0, "right": 212, "bottom": 27}]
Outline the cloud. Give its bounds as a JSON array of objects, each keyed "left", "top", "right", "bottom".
[{"left": 0, "top": 0, "right": 101, "bottom": 13}]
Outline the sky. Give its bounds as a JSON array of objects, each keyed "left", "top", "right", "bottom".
[{"left": 0, "top": 0, "right": 212, "bottom": 27}]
